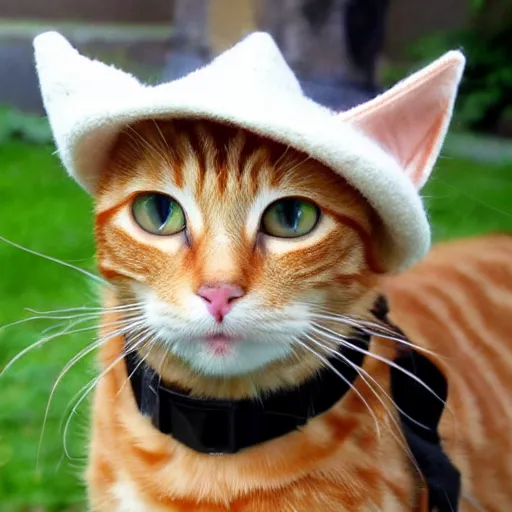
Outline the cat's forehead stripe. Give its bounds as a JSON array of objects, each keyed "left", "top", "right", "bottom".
[{"left": 161, "top": 120, "right": 288, "bottom": 197}]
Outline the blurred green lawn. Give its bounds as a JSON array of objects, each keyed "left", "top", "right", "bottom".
[{"left": 0, "top": 139, "right": 511, "bottom": 512}]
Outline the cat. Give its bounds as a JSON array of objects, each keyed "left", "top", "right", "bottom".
[
  {"left": 30, "top": 31, "right": 483, "bottom": 511},
  {"left": 88, "top": 121, "right": 512, "bottom": 512},
  {"left": 89, "top": 118, "right": 421, "bottom": 511}
]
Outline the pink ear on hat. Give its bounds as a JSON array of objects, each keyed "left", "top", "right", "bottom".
[{"left": 339, "top": 51, "right": 465, "bottom": 189}]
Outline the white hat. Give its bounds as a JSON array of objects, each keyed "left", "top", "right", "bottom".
[{"left": 33, "top": 31, "right": 465, "bottom": 272}]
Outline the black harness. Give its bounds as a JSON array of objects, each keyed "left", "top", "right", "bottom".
[
  {"left": 125, "top": 296, "right": 460, "bottom": 511},
  {"left": 373, "top": 296, "right": 461, "bottom": 512}
]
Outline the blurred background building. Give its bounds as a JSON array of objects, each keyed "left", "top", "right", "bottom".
[
  {"left": 0, "top": 0, "right": 475, "bottom": 114},
  {"left": 2, "top": 0, "right": 509, "bottom": 134}
]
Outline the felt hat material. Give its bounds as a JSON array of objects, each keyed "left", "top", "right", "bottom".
[{"left": 33, "top": 31, "right": 465, "bottom": 272}]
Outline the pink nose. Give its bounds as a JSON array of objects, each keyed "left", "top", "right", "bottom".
[{"left": 197, "top": 284, "right": 245, "bottom": 322}]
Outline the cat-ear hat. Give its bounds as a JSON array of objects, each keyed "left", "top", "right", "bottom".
[{"left": 33, "top": 31, "right": 464, "bottom": 272}]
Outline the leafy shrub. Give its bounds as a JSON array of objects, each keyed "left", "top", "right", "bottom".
[{"left": 394, "top": 0, "right": 512, "bottom": 134}]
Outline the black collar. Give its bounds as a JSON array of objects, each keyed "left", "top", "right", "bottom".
[{"left": 125, "top": 330, "right": 369, "bottom": 454}]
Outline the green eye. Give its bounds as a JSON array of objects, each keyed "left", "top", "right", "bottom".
[
  {"left": 261, "top": 198, "right": 320, "bottom": 238},
  {"left": 132, "top": 193, "right": 186, "bottom": 235}
]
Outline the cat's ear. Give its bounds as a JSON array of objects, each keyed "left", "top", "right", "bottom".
[{"left": 339, "top": 51, "right": 465, "bottom": 189}]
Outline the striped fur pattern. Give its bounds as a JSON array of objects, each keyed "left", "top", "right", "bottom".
[
  {"left": 384, "top": 234, "right": 512, "bottom": 512},
  {"left": 88, "top": 119, "right": 512, "bottom": 511}
]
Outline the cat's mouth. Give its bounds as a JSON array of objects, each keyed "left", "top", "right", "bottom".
[
  {"left": 138, "top": 297, "right": 301, "bottom": 375},
  {"left": 202, "top": 334, "right": 240, "bottom": 355}
]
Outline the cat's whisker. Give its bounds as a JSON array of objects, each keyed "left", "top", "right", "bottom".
[
  {"left": 41, "top": 321, "right": 68, "bottom": 336},
  {"left": 1, "top": 316, "right": 142, "bottom": 378},
  {"left": 0, "top": 314, "right": 95, "bottom": 334},
  {"left": 26, "top": 306, "right": 101, "bottom": 315},
  {"left": 301, "top": 332, "right": 427, "bottom": 477},
  {"left": 0, "top": 234, "right": 108, "bottom": 287},
  {"left": 304, "top": 331, "right": 431, "bottom": 432},
  {"left": 297, "top": 300, "right": 403, "bottom": 334},
  {"left": 279, "top": 155, "right": 312, "bottom": 181},
  {"left": 155, "top": 339, "right": 166, "bottom": 390},
  {"left": 272, "top": 144, "right": 292, "bottom": 171},
  {"left": 302, "top": 333, "right": 391, "bottom": 440},
  {"left": 1, "top": 317, "right": 100, "bottom": 377},
  {"left": 301, "top": 332, "right": 427, "bottom": 475},
  {"left": 0, "top": 309, "right": 133, "bottom": 337},
  {"left": 310, "top": 323, "right": 445, "bottom": 406},
  {"left": 150, "top": 120, "right": 176, "bottom": 171},
  {"left": 125, "top": 124, "right": 172, "bottom": 169},
  {"left": 36, "top": 319, "right": 146, "bottom": 471},
  {"left": 309, "top": 311, "right": 406, "bottom": 341},
  {"left": 26, "top": 302, "right": 145, "bottom": 316},
  {"left": 291, "top": 335, "right": 381, "bottom": 437},
  {"left": 39, "top": 318, "right": 99, "bottom": 336},
  {"left": 50, "top": 309, "right": 144, "bottom": 331},
  {"left": 59, "top": 324, "right": 152, "bottom": 433},
  {"left": 309, "top": 312, "right": 438, "bottom": 357},
  {"left": 308, "top": 305, "right": 402, "bottom": 336},
  {"left": 62, "top": 326, "right": 155, "bottom": 460},
  {"left": 299, "top": 302, "right": 409, "bottom": 341},
  {"left": 309, "top": 319, "right": 421, "bottom": 358},
  {"left": 20, "top": 308, "right": 143, "bottom": 329},
  {"left": 116, "top": 330, "right": 156, "bottom": 397}
]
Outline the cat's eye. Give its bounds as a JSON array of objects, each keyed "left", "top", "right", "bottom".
[
  {"left": 132, "top": 193, "right": 186, "bottom": 236},
  {"left": 261, "top": 198, "right": 320, "bottom": 238}
]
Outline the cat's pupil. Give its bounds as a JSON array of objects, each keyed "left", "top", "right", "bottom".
[
  {"left": 276, "top": 199, "right": 302, "bottom": 231},
  {"left": 154, "top": 194, "right": 171, "bottom": 226}
]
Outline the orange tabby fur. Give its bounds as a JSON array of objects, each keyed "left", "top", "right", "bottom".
[
  {"left": 384, "top": 233, "right": 512, "bottom": 511},
  {"left": 87, "top": 119, "right": 512, "bottom": 511}
]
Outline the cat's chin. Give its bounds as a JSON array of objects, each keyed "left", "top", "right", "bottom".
[{"left": 136, "top": 336, "right": 325, "bottom": 400}]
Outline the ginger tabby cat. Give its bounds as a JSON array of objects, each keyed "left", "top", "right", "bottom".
[
  {"left": 31, "top": 30, "right": 512, "bottom": 512},
  {"left": 90, "top": 119, "right": 404, "bottom": 511},
  {"left": 87, "top": 119, "right": 512, "bottom": 512}
]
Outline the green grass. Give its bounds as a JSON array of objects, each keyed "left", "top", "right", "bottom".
[
  {"left": 0, "top": 138, "right": 511, "bottom": 511},
  {"left": 426, "top": 153, "right": 512, "bottom": 238},
  {"left": 0, "top": 142, "right": 95, "bottom": 512}
]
